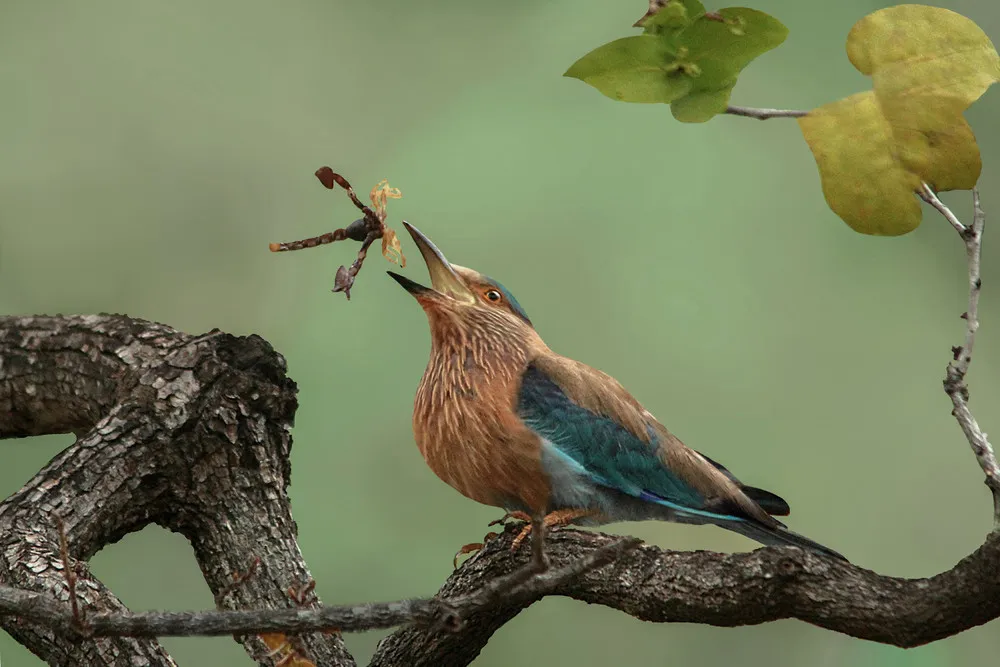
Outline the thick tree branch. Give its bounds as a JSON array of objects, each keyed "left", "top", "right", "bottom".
[
  {"left": 0, "top": 315, "right": 353, "bottom": 666},
  {"left": 370, "top": 526, "right": 1000, "bottom": 666}
]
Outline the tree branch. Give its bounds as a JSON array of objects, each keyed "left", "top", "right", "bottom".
[
  {"left": 919, "top": 186, "right": 1000, "bottom": 526},
  {"left": 725, "top": 105, "right": 807, "bottom": 120},
  {"left": 369, "top": 526, "right": 1000, "bottom": 666},
  {"left": 0, "top": 315, "right": 354, "bottom": 666},
  {"left": 0, "top": 536, "right": 638, "bottom": 641}
]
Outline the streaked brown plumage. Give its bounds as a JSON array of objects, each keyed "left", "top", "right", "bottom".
[{"left": 389, "top": 222, "right": 846, "bottom": 562}]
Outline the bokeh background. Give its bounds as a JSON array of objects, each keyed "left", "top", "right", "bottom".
[{"left": 2, "top": 1, "right": 999, "bottom": 665}]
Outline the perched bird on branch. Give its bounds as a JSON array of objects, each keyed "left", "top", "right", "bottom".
[{"left": 388, "top": 223, "right": 845, "bottom": 566}]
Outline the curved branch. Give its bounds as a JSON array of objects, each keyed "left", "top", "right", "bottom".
[
  {"left": 0, "top": 315, "right": 353, "bottom": 666},
  {"left": 371, "top": 525, "right": 1000, "bottom": 667}
]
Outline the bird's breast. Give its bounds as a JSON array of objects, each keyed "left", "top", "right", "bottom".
[{"left": 412, "top": 347, "right": 549, "bottom": 513}]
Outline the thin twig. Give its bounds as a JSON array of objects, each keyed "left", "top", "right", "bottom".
[
  {"left": 926, "top": 185, "right": 1000, "bottom": 528},
  {"left": 55, "top": 516, "right": 84, "bottom": 631},
  {"left": 0, "top": 536, "right": 639, "bottom": 640},
  {"left": 0, "top": 583, "right": 440, "bottom": 638},
  {"left": 725, "top": 105, "right": 808, "bottom": 120},
  {"left": 919, "top": 184, "right": 967, "bottom": 234},
  {"left": 270, "top": 168, "right": 404, "bottom": 299},
  {"left": 214, "top": 557, "right": 261, "bottom": 606}
]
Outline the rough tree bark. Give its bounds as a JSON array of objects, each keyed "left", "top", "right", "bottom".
[{"left": 0, "top": 315, "right": 353, "bottom": 666}]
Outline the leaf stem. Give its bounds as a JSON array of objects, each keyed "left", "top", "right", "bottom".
[
  {"left": 919, "top": 184, "right": 967, "bottom": 234},
  {"left": 725, "top": 105, "right": 807, "bottom": 120}
]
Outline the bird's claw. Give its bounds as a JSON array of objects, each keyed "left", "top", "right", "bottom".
[
  {"left": 509, "top": 509, "right": 598, "bottom": 553},
  {"left": 452, "top": 532, "right": 500, "bottom": 569},
  {"left": 510, "top": 524, "right": 535, "bottom": 552},
  {"left": 487, "top": 510, "right": 532, "bottom": 527}
]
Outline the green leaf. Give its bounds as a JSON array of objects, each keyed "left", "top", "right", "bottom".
[
  {"left": 799, "top": 5, "right": 1000, "bottom": 235},
  {"left": 667, "top": 8, "right": 787, "bottom": 122},
  {"left": 641, "top": 0, "right": 706, "bottom": 37},
  {"left": 680, "top": 8, "right": 789, "bottom": 75},
  {"left": 564, "top": 36, "right": 693, "bottom": 103},
  {"left": 565, "top": 6, "right": 787, "bottom": 122},
  {"left": 670, "top": 88, "right": 732, "bottom": 122}
]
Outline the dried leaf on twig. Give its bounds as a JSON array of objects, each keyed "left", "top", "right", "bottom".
[{"left": 269, "top": 168, "right": 407, "bottom": 299}]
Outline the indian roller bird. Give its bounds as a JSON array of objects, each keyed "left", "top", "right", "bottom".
[{"left": 388, "top": 223, "right": 846, "bottom": 565}]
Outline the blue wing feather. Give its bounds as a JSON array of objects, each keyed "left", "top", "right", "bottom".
[
  {"left": 517, "top": 362, "right": 741, "bottom": 521},
  {"left": 516, "top": 361, "right": 848, "bottom": 560}
]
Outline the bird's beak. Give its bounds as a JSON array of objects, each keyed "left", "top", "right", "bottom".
[{"left": 387, "top": 222, "right": 475, "bottom": 304}]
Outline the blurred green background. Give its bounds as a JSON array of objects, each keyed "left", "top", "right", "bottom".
[{"left": 2, "top": 1, "right": 999, "bottom": 665}]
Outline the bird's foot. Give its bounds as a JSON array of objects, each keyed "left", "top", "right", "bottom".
[
  {"left": 509, "top": 509, "right": 597, "bottom": 552},
  {"left": 452, "top": 532, "right": 500, "bottom": 569},
  {"left": 453, "top": 511, "right": 536, "bottom": 568},
  {"left": 487, "top": 510, "right": 532, "bottom": 528}
]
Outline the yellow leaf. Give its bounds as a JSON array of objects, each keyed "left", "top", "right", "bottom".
[
  {"left": 259, "top": 633, "right": 287, "bottom": 651},
  {"left": 847, "top": 5, "right": 1000, "bottom": 99},
  {"left": 258, "top": 634, "right": 317, "bottom": 667},
  {"left": 381, "top": 227, "right": 406, "bottom": 267},
  {"left": 369, "top": 179, "right": 402, "bottom": 219},
  {"left": 799, "top": 5, "right": 999, "bottom": 235},
  {"left": 799, "top": 92, "right": 921, "bottom": 235}
]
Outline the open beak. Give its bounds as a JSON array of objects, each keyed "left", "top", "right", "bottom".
[{"left": 387, "top": 222, "right": 475, "bottom": 303}]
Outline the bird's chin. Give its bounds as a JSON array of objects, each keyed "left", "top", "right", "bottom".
[{"left": 414, "top": 292, "right": 455, "bottom": 312}]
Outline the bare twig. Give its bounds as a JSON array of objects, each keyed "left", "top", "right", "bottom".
[
  {"left": 919, "top": 183, "right": 967, "bottom": 234},
  {"left": 924, "top": 185, "right": 1000, "bottom": 527},
  {"left": 725, "top": 105, "right": 808, "bottom": 120},
  {"left": 0, "top": 584, "right": 440, "bottom": 638},
  {"left": 0, "top": 536, "right": 638, "bottom": 641},
  {"left": 269, "top": 168, "right": 405, "bottom": 299},
  {"left": 214, "top": 557, "right": 261, "bottom": 606},
  {"left": 55, "top": 515, "right": 85, "bottom": 632}
]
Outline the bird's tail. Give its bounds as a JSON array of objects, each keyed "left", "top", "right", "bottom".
[{"left": 716, "top": 517, "right": 848, "bottom": 562}]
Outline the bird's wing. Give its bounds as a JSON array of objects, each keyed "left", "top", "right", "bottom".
[
  {"left": 695, "top": 451, "right": 790, "bottom": 516},
  {"left": 517, "top": 354, "right": 779, "bottom": 526}
]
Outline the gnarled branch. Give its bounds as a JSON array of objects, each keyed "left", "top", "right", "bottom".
[
  {"left": 0, "top": 315, "right": 353, "bottom": 666},
  {"left": 371, "top": 525, "right": 1000, "bottom": 667}
]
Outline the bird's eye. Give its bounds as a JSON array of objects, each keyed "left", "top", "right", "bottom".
[{"left": 485, "top": 289, "right": 502, "bottom": 303}]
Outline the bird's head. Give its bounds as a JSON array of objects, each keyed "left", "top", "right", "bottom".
[{"left": 387, "top": 222, "right": 534, "bottom": 340}]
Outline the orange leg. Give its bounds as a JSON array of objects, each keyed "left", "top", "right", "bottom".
[
  {"left": 451, "top": 509, "right": 531, "bottom": 567},
  {"left": 510, "top": 509, "right": 598, "bottom": 551},
  {"left": 453, "top": 510, "right": 532, "bottom": 566}
]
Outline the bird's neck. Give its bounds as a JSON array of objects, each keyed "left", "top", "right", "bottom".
[
  {"left": 420, "top": 324, "right": 530, "bottom": 406},
  {"left": 411, "top": 311, "right": 552, "bottom": 512},
  {"left": 413, "top": 309, "right": 538, "bottom": 446}
]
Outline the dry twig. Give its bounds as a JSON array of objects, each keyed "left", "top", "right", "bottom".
[
  {"left": 269, "top": 167, "right": 405, "bottom": 299},
  {"left": 919, "top": 185, "right": 1000, "bottom": 526}
]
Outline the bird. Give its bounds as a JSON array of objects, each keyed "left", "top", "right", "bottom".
[{"left": 387, "top": 222, "right": 846, "bottom": 566}]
